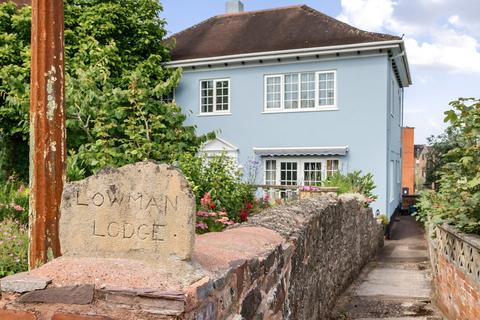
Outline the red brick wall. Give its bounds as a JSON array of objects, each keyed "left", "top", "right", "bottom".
[
  {"left": 430, "top": 225, "right": 480, "bottom": 320},
  {"left": 434, "top": 255, "right": 480, "bottom": 320}
]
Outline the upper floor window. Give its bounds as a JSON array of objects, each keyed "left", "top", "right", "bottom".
[
  {"left": 200, "top": 79, "right": 230, "bottom": 114},
  {"left": 264, "top": 70, "right": 336, "bottom": 112}
]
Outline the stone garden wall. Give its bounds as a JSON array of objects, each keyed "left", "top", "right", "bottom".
[
  {"left": 428, "top": 224, "right": 480, "bottom": 320},
  {"left": 1, "top": 194, "right": 383, "bottom": 320}
]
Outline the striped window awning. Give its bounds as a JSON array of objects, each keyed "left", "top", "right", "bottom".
[{"left": 253, "top": 146, "right": 349, "bottom": 157}]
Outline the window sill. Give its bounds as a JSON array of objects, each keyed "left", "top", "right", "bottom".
[
  {"left": 197, "top": 112, "right": 232, "bottom": 117},
  {"left": 262, "top": 107, "right": 339, "bottom": 114}
]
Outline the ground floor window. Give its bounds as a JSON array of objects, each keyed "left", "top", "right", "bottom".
[{"left": 263, "top": 157, "right": 341, "bottom": 187}]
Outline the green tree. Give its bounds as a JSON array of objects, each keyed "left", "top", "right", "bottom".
[
  {"left": 417, "top": 98, "right": 480, "bottom": 234},
  {"left": 0, "top": 3, "right": 31, "bottom": 180},
  {"left": 0, "top": 0, "right": 211, "bottom": 180},
  {"left": 424, "top": 128, "right": 461, "bottom": 190}
]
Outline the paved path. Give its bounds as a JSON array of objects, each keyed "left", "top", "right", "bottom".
[{"left": 331, "top": 215, "right": 443, "bottom": 320}]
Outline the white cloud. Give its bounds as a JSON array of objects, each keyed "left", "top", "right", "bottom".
[
  {"left": 448, "top": 15, "right": 460, "bottom": 26},
  {"left": 337, "top": 0, "right": 395, "bottom": 31},
  {"left": 405, "top": 31, "right": 480, "bottom": 73},
  {"left": 337, "top": 0, "right": 480, "bottom": 73}
]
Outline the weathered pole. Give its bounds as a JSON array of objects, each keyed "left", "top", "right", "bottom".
[{"left": 29, "top": 0, "right": 66, "bottom": 269}]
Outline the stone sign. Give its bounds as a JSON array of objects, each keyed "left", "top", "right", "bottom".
[{"left": 60, "top": 161, "right": 196, "bottom": 265}]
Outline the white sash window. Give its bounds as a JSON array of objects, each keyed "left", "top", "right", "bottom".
[{"left": 264, "top": 70, "right": 337, "bottom": 112}]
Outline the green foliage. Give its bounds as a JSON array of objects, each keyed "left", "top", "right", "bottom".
[
  {"left": 416, "top": 98, "right": 480, "bottom": 234},
  {"left": 0, "top": 2, "right": 31, "bottom": 180},
  {"left": 424, "top": 129, "right": 461, "bottom": 190},
  {"left": 0, "top": 176, "right": 28, "bottom": 224},
  {"left": 0, "top": 0, "right": 210, "bottom": 181},
  {"left": 376, "top": 214, "right": 389, "bottom": 226},
  {"left": 323, "top": 171, "right": 378, "bottom": 201},
  {"left": 178, "top": 152, "right": 255, "bottom": 222},
  {"left": 0, "top": 218, "right": 28, "bottom": 277}
]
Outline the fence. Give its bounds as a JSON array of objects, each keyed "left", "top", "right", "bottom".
[{"left": 429, "top": 224, "right": 480, "bottom": 320}]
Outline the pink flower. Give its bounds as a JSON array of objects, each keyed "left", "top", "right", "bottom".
[
  {"left": 217, "top": 211, "right": 227, "bottom": 216},
  {"left": 13, "top": 204, "right": 24, "bottom": 212},
  {"left": 200, "top": 192, "right": 212, "bottom": 207},
  {"left": 17, "top": 185, "right": 25, "bottom": 193},
  {"left": 215, "top": 217, "right": 233, "bottom": 225},
  {"left": 301, "top": 186, "right": 319, "bottom": 191},
  {"left": 196, "top": 222, "right": 208, "bottom": 230},
  {"left": 196, "top": 211, "right": 210, "bottom": 217}
]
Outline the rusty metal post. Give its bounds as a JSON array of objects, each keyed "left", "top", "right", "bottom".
[{"left": 29, "top": 0, "right": 66, "bottom": 269}]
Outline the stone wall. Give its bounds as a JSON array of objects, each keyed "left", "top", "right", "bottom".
[
  {"left": 428, "top": 224, "right": 480, "bottom": 320},
  {"left": 1, "top": 195, "right": 383, "bottom": 320}
]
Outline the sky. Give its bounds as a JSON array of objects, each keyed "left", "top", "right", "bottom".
[{"left": 161, "top": 0, "right": 480, "bottom": 144}]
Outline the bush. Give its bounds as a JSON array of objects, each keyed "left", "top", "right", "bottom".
[
  {"left": 0, "top": 176, "right": 29, "bottom": 224},
  {"left": 0, "top": 218, "right": 28, "bottom": 277},
  {"left": 416, "top": 98, "right": 480, "bottom": 234},
  {"left": 178, "top": 153, "right": 255, "bottom": 233},
  {"left": 323, "top": 171, "right": 378, "bottom": 202}
]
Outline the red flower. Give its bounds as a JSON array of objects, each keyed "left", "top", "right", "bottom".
[
  {"left": 245, "top": 202, "right": 253, "bottom": 211},
  {"left": 210, "top": 202, "right": 216, "bottom": 209},
  {"left": 239, "top": 210, "right": 249, "bottom": 222}
]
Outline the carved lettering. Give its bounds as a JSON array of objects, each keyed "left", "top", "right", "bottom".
[
  {"left": 138, "top": 224, "right": 149, "bottom": 240},
  {"left": 60, "top": 162, "right": 196, "bottom": 263},
  {"left": 107, "top": 188, "right": 124, "bottom": 207},
  {"left": 92, "top": 220, "right": 105, "bottom": 237},
  {"left": 123, "top": 223, "right": 134, "bottom": 238},
  {"left": 107, "top": 222, "right": 120, "bottom": 237},
  {"left": 128, "top": 194, "right": 142, "bottom": 209},
  {"left": 165, "top": 196, "right": 178, "bottom": 213},
  {"left": 152, "top": 224, "right": 165, "bottom": 241},
  {"left": 92, "top": 192, "right": 105, "bottom": 207},
  {"left": 145, "top": 196, "right": 161, "bottom": 213},
  {"left": 76, "top": 190, "right": 88, "bottom": 206}
]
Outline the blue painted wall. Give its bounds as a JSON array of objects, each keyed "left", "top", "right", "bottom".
[{"left": 175, "top": 54, "right": 402, "bottom": 216}]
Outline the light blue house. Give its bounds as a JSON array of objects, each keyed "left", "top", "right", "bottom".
[{"left": 167, "top": 2, "right": 412, "bottom": 217}]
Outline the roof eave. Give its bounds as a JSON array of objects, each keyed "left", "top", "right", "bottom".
[{"left": 166, "top": 40, "right": 404, "bottom": 68}]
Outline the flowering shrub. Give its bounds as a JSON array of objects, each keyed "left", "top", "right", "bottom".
[
  {"left": 178, "top": 152, "right": 255, "bottom": 233},
  {"left": 195, "top": 192, "right": 235, "bottom": 234},
  {"left": 0, "top": 176, "right": 29, "bottom": 224},
  {"left": 254, "top": 194, "right": 271, "bottom": 211},
  {"left": 0, "top": 218, "right": 28, "bottom": 277},
  {"left": 195, "top": 192, "right": 255, "bottom": 233}
]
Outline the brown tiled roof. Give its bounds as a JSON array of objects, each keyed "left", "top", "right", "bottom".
[
  {"left": 0, "top": 0, "right": 30, "bottom": 6},
  {"left": 169, "top": 5, "right": 400, "bottom": 61}
]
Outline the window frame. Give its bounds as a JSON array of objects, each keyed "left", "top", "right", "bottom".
[
  {"left": 263, "top": 70, "right": 337, "bottom": 113},
  {"left": 199, "top": 78, "right": 231, "bottom": 116},
  {"left": 263, "top": 157, "right": 342, "bottom": 186}
]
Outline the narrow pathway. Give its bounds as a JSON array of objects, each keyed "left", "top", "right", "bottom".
[{"left": 331, "top": 215, "right": 443, "bottom": 320}]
